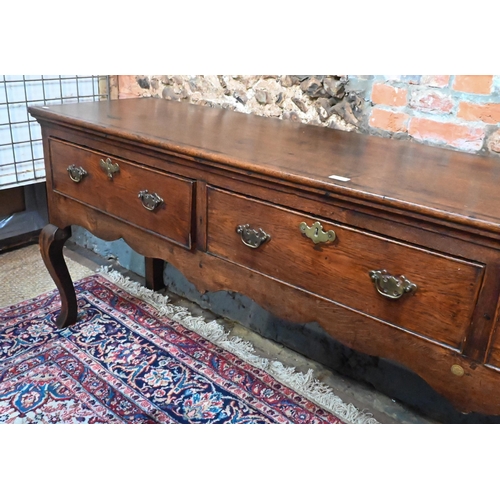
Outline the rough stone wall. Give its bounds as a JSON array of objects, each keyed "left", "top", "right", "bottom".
[
  {"left": 116, "top": 75, "right": 362, "bottom": 132},
  {"left": 115, "top": 75, "right": 500, "bottom": 157}
]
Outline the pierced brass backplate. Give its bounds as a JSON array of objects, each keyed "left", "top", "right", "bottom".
[
  {"left": 138, "top": 190, "right": 164, "bottom": 211},
  {"left": 299, "top": 221, "right": 336, "bottom": 244},
  {"left": 369, "top": 270, "right": 417, "bottom": 300},
  {"left": 236, "top": 224, "right": 270, "bottom": 249},
  {"left": 67, "top": 164, "right": 87, "bottom": 183},
  {"left": 100, "top": 157, "right": 120, "bottom": 179}
]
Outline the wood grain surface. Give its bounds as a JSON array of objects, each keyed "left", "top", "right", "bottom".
[
  {"left": 29, "top": 97, "right": 500, "bottom": 415},
  {"left": 30, "top": 98, "right": 500, "bottom": 236}
]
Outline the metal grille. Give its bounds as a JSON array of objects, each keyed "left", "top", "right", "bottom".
[{"left": 0, "top": 75, "right": 109, "bottom": 190}]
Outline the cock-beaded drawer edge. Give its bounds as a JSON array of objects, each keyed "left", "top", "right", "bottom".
[{"left": 29, "top": 98, "right": 500, "bottom": 416}]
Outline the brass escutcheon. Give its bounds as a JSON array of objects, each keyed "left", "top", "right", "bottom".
[
  {"left": 369, "top": 270, "right": 417, "bottom": 300},
  {"left": 67, "top": 164, "right": 87, "bottom": 183},
  {"left": 100, "top": 157, "right": 120, "bottom": 179},
  {"left": 299, "top": 221, "right": 336, "bottom": 244},
  {"left": 451, "top": 364, "right": 465, "bottom": 377},
  {"left": 236, "top": 224, "right": 270, "bottom": 249}
]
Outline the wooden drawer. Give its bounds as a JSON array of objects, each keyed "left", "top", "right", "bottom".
[
  {"left": 207, "top": 187, "right": 485, "bottom": 349},
  {"left": 486, "top": 304, "right": 500, "bottom": 369},
  {"left": 49, "top": 138, "right": 195, "bottom": 248}
]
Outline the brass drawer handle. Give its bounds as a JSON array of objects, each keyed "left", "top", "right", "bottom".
[
  {"left": 138, "top": 190, "right": 164, "bottom": 211},
  {"left": 369, "top": 270, "right": 417, "bottom": 300},
  {"left": 299, "top": 221, "right": 336, "bottom": 244},
  {"left": 67, "top": 164, "right": 88, "bottom": 183},
  {"left": 100, "top": 157, "right": 120, "bottom": 178},
  {"left": 236, "top": 224, "right": 270, "bottom": 249}
]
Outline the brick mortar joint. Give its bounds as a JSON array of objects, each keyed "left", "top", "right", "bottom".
[{"left": 370, "top": 104, "right": 494, "bottom": 127}]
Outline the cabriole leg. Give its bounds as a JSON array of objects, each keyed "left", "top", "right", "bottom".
[{"left": 39, "top": 224, "right": 77, "bottom": 328}]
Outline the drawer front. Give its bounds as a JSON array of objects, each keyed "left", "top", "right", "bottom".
[
  {"left": 50, "top": 138, "right": 194, "bottom": 248},
  {"left": 207, "top": 187, "right": 484, "bottom": 349},
  {"left": 486, "top": 302, "right": 500, "bottom": 369}
]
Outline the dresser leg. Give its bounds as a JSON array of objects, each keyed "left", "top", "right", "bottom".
[
  {"left": 39, "top": 224, "right": 78, "bottom": 328},
  {"left": 145, "top": 257, "right": 165, "bottom": 291}
]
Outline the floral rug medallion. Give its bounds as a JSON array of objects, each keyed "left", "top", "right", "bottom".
[{"left": 0, "top": 272, "right": 377, "bottom": 424}]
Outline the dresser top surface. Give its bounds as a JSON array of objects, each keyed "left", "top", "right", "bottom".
[{"left": 29, "top": 97, "right": 500, "bottom": 235}]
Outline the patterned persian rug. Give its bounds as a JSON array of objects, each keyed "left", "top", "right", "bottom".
[{"left": 0, "top": 270, "right": 378, "bottom": 424}]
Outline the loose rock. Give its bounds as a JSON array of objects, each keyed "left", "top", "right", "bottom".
[
  {"left": 487, "top": 129, "right": 500, "bottom": 154},
  {"left": 150, "top": 78, "right": 160, "bottom": 90},
  {"left": 300, "top": 77, "right": 327, "bottom": 98},
  {"left": 331, "top": 101, "right": 358, "bottom": 126},
  {"left": 233, "top": 91, "right": 248, "bottom": 105},
  {"left": 323, "top": 77, "right": 345, "bottom": 98},
  {"left": 280, "top": 75, "right": 295, "bottom": 87},
  {"left": 162, "top": 86, "right": 178, "bottom": 100},
  {"left": 255, "top": 90, "right": 268, "bottom": 105},
  {"left": 292, "top": 97, "right": 308, "bottom": 113},
  {"left": 136, "top": 77, "right": 150, "bottom": 89}
]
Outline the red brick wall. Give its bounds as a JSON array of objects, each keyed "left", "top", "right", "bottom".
[{"left": 348, "top": 75, "right": 500, "bottom": 156}]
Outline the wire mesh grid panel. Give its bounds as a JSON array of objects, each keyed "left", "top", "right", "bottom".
[{"left": 0, "top": 75, "right": 109, "bottom": 190}]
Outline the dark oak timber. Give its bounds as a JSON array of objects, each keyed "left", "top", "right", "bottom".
[
  {"left": 39, "top": 224, "right": 77, "bottom": 328},
  {"left": 145, "top": 257, "right": 165, "bottom": 291},
  {"left": 29, "top": 97, "right": 500, "bottom": 415}
]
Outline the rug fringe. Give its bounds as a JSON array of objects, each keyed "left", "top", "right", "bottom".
[{"left": 97, "top": 266, "right": 379, "bottom": 424}]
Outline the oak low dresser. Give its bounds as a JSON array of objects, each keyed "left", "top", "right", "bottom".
[{"left": 29, "top": 97, "right": 500, "bottom": 416}]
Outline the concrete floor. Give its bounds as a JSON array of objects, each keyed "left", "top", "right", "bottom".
[{"left": 0, "top": 241, "right": 435, "bottom": 424}]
